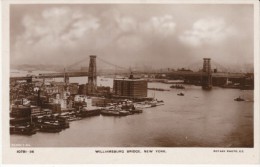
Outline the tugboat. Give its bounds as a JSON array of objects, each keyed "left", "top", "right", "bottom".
[
  {"left": 177, "top": 92, "right": 184, "bottom": 96},
  {"left": 234, "top": 96, "right": 245, "bottom": 101}
]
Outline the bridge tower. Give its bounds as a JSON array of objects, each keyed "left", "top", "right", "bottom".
[
  {"left": 63, "top": 68, "right": 69, "bottom": 85},
  {"left": 201, "top": 58, "right": 212, "bottom": 90},
  {"left": 87, "top": 55, "right": 97, "bottom": 94}
]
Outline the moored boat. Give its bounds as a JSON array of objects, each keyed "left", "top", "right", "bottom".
[
  {"left": 10, "top": 125, "right": 37, "bottom": 135},
  {"left": 37, "top": 122, "right": 62, "bottom": 133},
  {"left": 119, "top": 110, "right": 130, "bottom": 116},
  {"left": 129, "top": 109, "right": 143, "bottom": 114},
  {"left": 78, "top": 107, "right": 101, "bottom": 118},
  {"left": 100, "top": 109, "right": 120, "bottom": 116}
]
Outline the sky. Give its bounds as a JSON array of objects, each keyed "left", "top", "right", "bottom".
[{"left": 10, "top": 4, "right": 254, "bottom": 71}]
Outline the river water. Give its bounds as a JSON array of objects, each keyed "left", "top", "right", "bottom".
[{"left": 10, "top": 77, "right": 254, "bottom": 147}]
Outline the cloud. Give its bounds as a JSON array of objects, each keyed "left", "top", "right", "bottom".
[
  {"left": 13, "top": 7, "right": 100, "bottom": 64},
  {"left": 142, "top": 15, "right": 176, "bottom": 36},
  {"left": 61, "top": 16, "right": 100, "bottom": 43},
  {"left": 179, "top": 18, "right": 237, "bottom": 47},
  {"left": 116, "top": 35, "right": 144, "bottom": 51},
  {"left": 10, "top": 4, "right": 253, "bottom": 71},
  {"left": 116, "top": 16, "right": 137, "bottom": 32}
]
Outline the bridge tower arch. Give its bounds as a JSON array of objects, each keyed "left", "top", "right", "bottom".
[
  {"left": 201, "top": 58, "right": 212, "bottom": 90},
  {"left": 88, "top": 55, "right": 97, "bottom": 94}
]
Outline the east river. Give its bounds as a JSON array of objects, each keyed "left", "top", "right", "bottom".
[{"left": 10, "top": 77, "right": 254, "bottom": 147}]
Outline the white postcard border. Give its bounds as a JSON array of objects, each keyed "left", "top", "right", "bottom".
[{"left": 1, "top": 0, "right": 260, "bottom": 164}]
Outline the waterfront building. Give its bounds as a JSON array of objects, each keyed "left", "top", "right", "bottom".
[
  {"left": 43, "top": 103, "right": 61, "bottom": 113},
  {"left": 68, "top": 83, "right": 79, "bottom": 95},
  {"left": 113, "top": 75, "right": 148, "bottom": 98},
  {"left": 45, "top": 86, "right": 59, "bottom": 95},
  {"left": 78, "top": 84, "right": 87, "bottom": 95},
  {"left": 11, "top": 105, "right": 31, "bottom": 118},
  {"left": 74, "top": 95, "right": 92, "bottom": 107}
]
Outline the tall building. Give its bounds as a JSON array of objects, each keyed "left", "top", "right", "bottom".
[
  {"left": 113, "top": 76, "right": 147, "bottom": 98},
  {"left": 87, "top": 55, "right": 97, "bottom": 94}
]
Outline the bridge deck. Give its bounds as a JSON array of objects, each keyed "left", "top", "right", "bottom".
[{"left": 10, "top": 71, "right": 246, "bottom": 81}]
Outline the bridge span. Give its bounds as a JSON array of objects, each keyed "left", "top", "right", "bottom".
[{"left": 10, "top": 70, "right": 246, "bottom": 81}]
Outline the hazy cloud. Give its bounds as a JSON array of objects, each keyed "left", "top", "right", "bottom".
[
  {"left": 179, "top": 18, "right": 237, "bottom": 47},
  {"left": 10, "top": 4, "right": 254, "bottom": 71}
]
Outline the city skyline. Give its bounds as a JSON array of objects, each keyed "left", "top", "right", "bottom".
[{"left": 10, "top": 4, "right": 254, "bottom": 71}]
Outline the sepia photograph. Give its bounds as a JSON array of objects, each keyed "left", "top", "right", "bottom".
[{"left": 1, "top": 0, "right": 259, "bottom": 164}]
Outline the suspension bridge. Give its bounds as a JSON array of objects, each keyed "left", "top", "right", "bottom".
[{"left": 10, "top": 55, "right": 250, "bottom": 90}]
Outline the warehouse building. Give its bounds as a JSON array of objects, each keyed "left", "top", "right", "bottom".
[{"left": 113, "top": 75, "right": 147, "bottom": 98}]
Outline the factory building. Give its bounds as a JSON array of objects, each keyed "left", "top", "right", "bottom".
[{"left": 113, "top": 75, "right": 147, "bottom": 98}]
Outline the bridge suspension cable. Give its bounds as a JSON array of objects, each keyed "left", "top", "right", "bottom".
[
  {"left": 96, "top": 57, "right": 128, "bottom": 70},
  {"left": 211, "top": 60, "right": 229, "bottom": 72},
  {"left": 66, "top": 57, "right": 89, "bottom": 70},
  {"left": 186, "top": 60, "right": 203, "bottom": 71}
]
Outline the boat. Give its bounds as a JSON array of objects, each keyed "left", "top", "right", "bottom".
[
  {"left": 177, "top": 92, "right": 184, "bottom": 96},
  {"left": 39, "top": 127, "right": 62, "bottom": 133},
  {"left": 67, "top": 116, "right": 82, "bottom": 122},
  {"left": 10, "top": 125, "right": 37, "bottom": 135},
  {"left": 137, "top": 100, "right": 156, "bottom": 108},
  {"left": 134, "top": 101, "right": 157, "bottom": 109},
  {"left": 129, "top": 109, "right": 143, "bottom": 114},
  {"left": 121, "top": 104, "right": 143, "bottom": 114},
  {"left": 119, "top": 110, "right": 130, "bottom": 116},
  {"left": 151, "top": 103, "right": 157, "bottom": 107},
  {"left": 41, "top": 116, "right": 70, "bottom": 129},
  {"left": 37, "top": 122, "right": 62, "bottom": 133},
  {"left": 150, "top": 99, "right": 164, "bottom": 107},
  {"left": 56, "top": 117, "right": 70, "bottom": 128},
  {"left": 234, "top": 96, "right": 245, "bottom": 101},
  {"left": 100, "top": 109, "right": 120, "bottom": 116},
  {"left": 148, "top": 88, "right": 170, "bottom": 91},
  {"left": 170, "top": 84, "right": 185, "bottom": 89},
  {"left": 156, "top": 100, "right": 164, "bottom": 106},
  {"left": 78, "top": 107, "right": 101, "bottom": 118}
]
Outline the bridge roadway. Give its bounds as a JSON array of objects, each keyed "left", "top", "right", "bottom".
[
  {"left": 10, "top": 72, "right": 89, "bottom": 81},
  {"left": 10, "top": 71, "right": 246, "bottom": 81}
]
